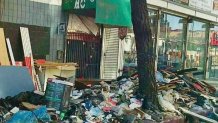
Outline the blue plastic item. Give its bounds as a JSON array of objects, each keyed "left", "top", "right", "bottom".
[{"left": 7, "top": 106, "right": 51, "bottom": 123}]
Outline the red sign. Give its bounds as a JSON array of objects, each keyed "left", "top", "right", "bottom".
[{"left": 210, "top": 32, "right": 218, "bottom": 46}]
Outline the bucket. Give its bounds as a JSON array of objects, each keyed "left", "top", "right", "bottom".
[{"left": 45, "top": 78, "right": 74, "bottom": 111}]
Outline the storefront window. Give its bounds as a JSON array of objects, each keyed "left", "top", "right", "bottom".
[
  {"left": 208, "top": 26, "right": 218, "bottom": 79},
  {"left": 187, "top": 21, "right": 207, "bottom": 71},
  {"left": 158, "top": 13, "right": 184, "bottom": 70}
]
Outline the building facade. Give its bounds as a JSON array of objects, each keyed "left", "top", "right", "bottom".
[
  {"left": 61, "top": 0, "right": 218, "bottom": 79},
  {"left": 1, "top": 0, "right": 218, "bottom": 80},
  {"left": 0, "top": 0, "right": 65, "bottom": 61},
  {"left": 145, "top": 0, "right": 218, "bottom": 80}
]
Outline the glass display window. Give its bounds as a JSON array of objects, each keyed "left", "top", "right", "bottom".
[
  {"left": 208, "top": 26, "right": 218, "bottom": 79},
  {"left": 187, "top": 20, "right": 207, "bottom": 71},
  {"left": 158, "top": 13, "right": 185, "bottom": 70}
]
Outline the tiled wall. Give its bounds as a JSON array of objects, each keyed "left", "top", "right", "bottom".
[{"left": 0, "top": 0, "right": 65, "bottom": 61}]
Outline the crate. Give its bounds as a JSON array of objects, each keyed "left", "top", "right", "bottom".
[{"left": 45, "top": 78, "right": 74, "bottom": 111}]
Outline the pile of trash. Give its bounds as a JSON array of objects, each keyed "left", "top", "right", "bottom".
[
  {"left": 156, "top": 68, "right": 218, "bottom": 122},
  {"left": 0, "top": 68, "right": 218, "bottom": 123}
]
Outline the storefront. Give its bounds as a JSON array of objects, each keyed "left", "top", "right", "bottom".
[
  {"left": 62, "top": 0, "right": 132, "bottom": 79},
  {"left": 62, "top": 0, "right": 218, "bottom": 80},
  {"left": 148, "top": 0, "right": 218, "bottom": 80},
  {"left": 124, "top": 0, "right": 218, "bottom": 80}
]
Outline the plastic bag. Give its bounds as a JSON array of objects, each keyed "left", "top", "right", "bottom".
[{"left": 7, "top": 106, "right": 51, "bottom": 123}]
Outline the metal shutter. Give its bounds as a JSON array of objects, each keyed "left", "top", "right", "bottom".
[{"left": 100, "top": 28, "right": 120, "bottom": 79}]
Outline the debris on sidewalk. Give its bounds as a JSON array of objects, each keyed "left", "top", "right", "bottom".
[{"left": 0, "top": 67, "right": 217, "bottom": 123}]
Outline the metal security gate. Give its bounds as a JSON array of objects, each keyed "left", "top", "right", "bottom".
[{"left": 66, "top": 33, "right": 101, "bottom": 79}]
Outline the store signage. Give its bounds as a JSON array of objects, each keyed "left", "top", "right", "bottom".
[
  {"left": 189, "top": 0, "right": 212, "bottom": 12},
  {"left": 58, "top": 23, "right": 66, "bottom": 34},
  {"left": 62, "top": 0, "right": 96, "bottom": 10},
  {"left": 74, "top": 0, "right": 95, "bottom": 9}
]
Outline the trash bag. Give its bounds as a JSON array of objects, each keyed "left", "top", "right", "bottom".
[
  {"left": 7, "top": 106, "right": 51, "bottom": 123},
  {"left": 6, "top": 111, "right": 37, "bottom": 123}
]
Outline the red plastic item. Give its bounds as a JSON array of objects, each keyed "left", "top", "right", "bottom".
[
  {"left": 35, "top": 59, "right": 46, "bottom": 64},
  {"left": 24, "top": 57, "right": 32, "bottom": 76}
]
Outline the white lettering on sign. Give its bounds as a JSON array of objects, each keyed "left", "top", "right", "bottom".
[
  {"left": 80, "top": 0, "right": 86, "bottom": 9},
  {"left": 74, "top": 0, "right": 80, "bottom": 9},
  {"left": 74, "top": 0, "right": 95, "bottom": 9},
  {"left": 74, "top": 0, "right": 88, "bottom": 9}
]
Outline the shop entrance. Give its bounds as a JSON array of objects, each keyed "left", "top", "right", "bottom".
[{"left": 66, "top": 32, "right": 101, "bottom": 79}]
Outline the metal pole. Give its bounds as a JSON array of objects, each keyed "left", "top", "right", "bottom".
[
  {"left": 204, "top": 23, "right": 210, "bottom": 80},
  {"left": 182, "top": 18, "right": 189, "bottom": 69},
  {"left": 155, "top": 9, "right": 161, "bottom": 71}
]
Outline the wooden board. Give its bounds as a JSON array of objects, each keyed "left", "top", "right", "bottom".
[
  {"left": 0, "top": 28, "right": 10, "bottom": 65},
  {"left": 20, "top": 27, "right": 42, "bottom": 91},
  {"left": 20, "top": 27, "right": 32, "bottom": 57},
  {"left": 6, "top": 38, "right": 15, "bottom": 66}
]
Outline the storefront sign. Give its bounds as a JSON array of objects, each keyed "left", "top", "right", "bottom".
[
  {"left": 189, "top": 0, "right": 212, "bottom": 12},
  {"left": 58, "top": 23, "right": 66, "bottom": 34},
  {"left": 62, "top": 0, "right": 96, "bottom": 10},
  {"left": 63, "top": 0, "right": 132, "bottom": 27},
  {"left": 74, "top": 0, "right": 95, "bottom": 9}
]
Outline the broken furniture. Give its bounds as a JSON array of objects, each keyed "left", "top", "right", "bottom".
[{"left": 35, "top": 61, "right": 77, "bottom": 91}]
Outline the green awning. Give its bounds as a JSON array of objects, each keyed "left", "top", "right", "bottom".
[{"left": 62, "top": 0, "right": 132, "bottom": 27}]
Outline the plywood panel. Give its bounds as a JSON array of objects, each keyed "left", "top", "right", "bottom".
[
  {"left": 0, "top": 28, "right": 10, "bottom": 65},
  {"left": 20, "top": 27, "right": 32, "bottom": 57},
  {"left": 6, "top": 38, "right": 15, "bottom": 66},
  {"left": 20, "top": 27, "right": 42, "bottom": 91}
]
